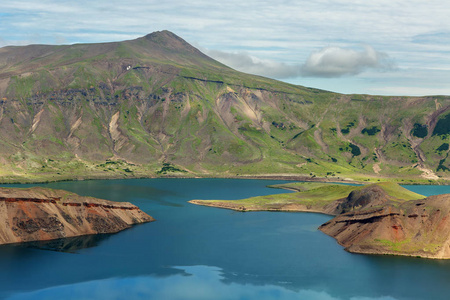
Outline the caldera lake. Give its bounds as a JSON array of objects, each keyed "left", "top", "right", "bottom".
[{"left": 0, "top": 179, "right": 449, "bottom": 300}]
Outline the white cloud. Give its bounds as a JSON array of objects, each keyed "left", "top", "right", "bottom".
[
  {"left": 205, "top": 49, "right": 301, "bottom": 79},
  {"left": 205, "top": 46, "right": 394, "bottom": 80},
  {"left": 301, "top": 46, "right": 393, "bottom": 77}
]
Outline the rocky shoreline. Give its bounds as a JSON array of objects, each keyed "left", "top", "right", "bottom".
[
  {"left": 0, "top": 187, "right": 153, "bottom": 245},
  {"left": 190, "top": 182, "right": 450, "bottom": 259},
  {"left": 319, "top": 193, "right": 450, "bottom": 259}
]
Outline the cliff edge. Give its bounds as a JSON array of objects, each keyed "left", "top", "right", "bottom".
[
  {"left": 319, "top": 192, "right": 450, "bottom": 259},
  {"left": 0, "top": 187, "right": 154, "bottom": 245},
  {"left": 189, "top": 182, "right": 450, "bottom": 259}
]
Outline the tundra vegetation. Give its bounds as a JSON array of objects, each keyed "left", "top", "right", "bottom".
[{"left": 0, "top": 31, "right": 449, "bottom": 184}]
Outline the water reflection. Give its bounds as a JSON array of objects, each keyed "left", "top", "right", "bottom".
[
  {"left": 17, "top": 234, "right": 113, "bottom": 253},
  {"left": 1, "top": 179, "right": 449, "bottom": 300},
  {"left": 6, "top": 265, "right": 399, "bottom": 300}
]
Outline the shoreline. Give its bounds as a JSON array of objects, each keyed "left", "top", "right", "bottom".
[
  {"left": 188, "top": 199, "right": 334, "bottom": 215},
  {"left": 1, "top": 172, "right": 449, "bottom": 186},
  {"left": 189, "top": 182, "right": 450, "bottom": 259}
]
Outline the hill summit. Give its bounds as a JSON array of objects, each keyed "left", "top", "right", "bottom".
[{"left": 0, "top": 31, "right": 449, "bottom": 183}]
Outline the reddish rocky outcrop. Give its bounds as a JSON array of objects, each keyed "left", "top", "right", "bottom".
[
  {"left": 320, "top": 193, "right": 450, "bottom": 259},
  {"left": 0, "top": 187, "right": 154, "bottom": 245},
  {"left": 191, "top": 182, "right": 450, "bottom": 259}
]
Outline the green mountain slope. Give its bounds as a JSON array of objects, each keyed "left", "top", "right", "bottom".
[{"left": 0, "top": 30, "right": 449, "bottom": 183}]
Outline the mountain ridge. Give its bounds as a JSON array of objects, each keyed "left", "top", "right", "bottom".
[{"left": 0, "top": 31, "right": 449, "bottom": 183}]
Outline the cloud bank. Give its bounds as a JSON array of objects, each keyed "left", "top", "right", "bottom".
[
  {"left": 301, "top": 46, "right": 393, "bottom": 77},
  {"left": 206, "top": 49, "right": 301, "bottom": 79},
  {"left": 207, "top": 46, "right": 393, "bottom": 79}
]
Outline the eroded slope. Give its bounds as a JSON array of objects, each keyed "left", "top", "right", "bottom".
[
  {"left": 0, "top": 31, "right": 449, "bottom": 182},
  {"left": 319, "top": 193, "right": 450, "bottom": 259},
  {"left": 0, "top": 187, "right": 153, "bottom": 245}
]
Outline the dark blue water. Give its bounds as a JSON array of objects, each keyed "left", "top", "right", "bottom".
[{"left": 0, "top": 179, "right": 449, "bottom": 300}]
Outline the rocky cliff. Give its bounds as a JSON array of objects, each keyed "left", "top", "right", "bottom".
[
  {"left": 190, "top": 182, "right": 450, "bottom": 259},
  {"left": 319, "top": 192, "right": 450, "bottom": 259},
  {"left": 0, "top": 187, "right": 153, "bottom": 245}
]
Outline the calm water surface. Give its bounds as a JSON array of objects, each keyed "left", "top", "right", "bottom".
[{"left": 0, "top": 179, "right": 449, "bottom": 300}]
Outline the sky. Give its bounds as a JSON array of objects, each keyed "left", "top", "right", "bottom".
[{"left": 0, "top": 0, "right": 449, "bottom": 96}]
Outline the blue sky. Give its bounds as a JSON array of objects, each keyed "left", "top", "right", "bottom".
[{"left": 0, "top": 0, "right": 449, "bottom": 96}]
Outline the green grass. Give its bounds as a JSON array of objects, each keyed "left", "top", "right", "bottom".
[
  {"left": 202, "top": 184, "right": 330, "bottom": 207},
  {"left": 374, "top": 182, "right": 424, "bottom": 201},
  {"left": 373, "top": 238, "right": 412, "bottom": 252},
  {"left": 1, "top": 31, "right": 450, "bottom": 184},
  {"left": 192, "top": 182, "right": 426, "bottom": 213},
  {"left": 268, "top": 182, "right": 350, "bottom": 191}
]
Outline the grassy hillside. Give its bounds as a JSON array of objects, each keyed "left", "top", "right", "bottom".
[{"left": 0, "top": 31, "right": 449, "bottom": 183}]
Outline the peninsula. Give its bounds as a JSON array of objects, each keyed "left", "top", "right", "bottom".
[
  {"left": 190, "top": 182, "right": 450, "bottom": 259},
  {"left": 0, "top": 187, "right": 153, "bottom": 245}
]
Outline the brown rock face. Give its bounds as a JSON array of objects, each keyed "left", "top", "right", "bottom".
[
  {"left": 0, "top": 187, "right": 154, "bottom": 245},
  {"left": 320, "top": 194, "right": 450, "bottom": 259}
]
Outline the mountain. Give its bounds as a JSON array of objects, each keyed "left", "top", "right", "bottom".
[
  {"left": 0, "top": 30, "right": 449, "bottom": 183},
  {"left": 0, "top": 186, "right": 153, "bottom": 245}
]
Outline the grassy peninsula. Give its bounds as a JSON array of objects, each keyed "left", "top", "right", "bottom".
[
  {"left": 189, "top": 182, "right": 424, "bottom": 214},
  {"left": 190, "top": 182, "right": 450, "bottom": 259}
]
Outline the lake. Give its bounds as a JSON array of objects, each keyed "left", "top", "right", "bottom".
[{"left": 0, "top": 179, "right": 449, "bottom": 300}]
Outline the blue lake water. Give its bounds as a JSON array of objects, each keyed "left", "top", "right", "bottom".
[{"left": 0, "top": 179, "right": 449, "bottom": 300}]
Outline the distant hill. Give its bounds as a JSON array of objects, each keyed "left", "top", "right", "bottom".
[{"left": 0, "top": 30, "right": 449, "bottom": 183}]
